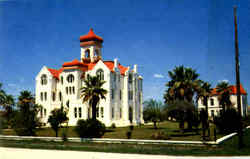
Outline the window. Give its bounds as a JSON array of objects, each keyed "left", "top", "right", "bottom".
[
  {"left": 66, "top": 87, "right": 68, "bottom": 94},
  {"left": 120, "top": 90, "right": 122, "bottom": 100},
  {"left": 67, "top": 74, "right": 74, "bottom": 83},
  {"left": 128, "top": 73, "right": 132, "bottom": 83},
  {"left": 210, "top": 98, "right": 214, "bottom": 106},
  {"left": 40, "top": 108, "right": 43, "bottom": 117},
  {"left": 96, "top": 107, "right": 99, "bottom": 118},
  {"left": 114, "top": 73, "right": 116, "bottom": 82},
  {"left": 61, "top": 76, "right": 63, "bottom": 84},
  {"left": 78, "top": 107, "right": 82, "bottom": 118},
  {"left": 111, "top": 89, "right": 114, "bottom": 99},
  {"left": 41, "top": 74, "right": 47, "bottom": 85},
  {"left": 101, "top": 107, "right": 104, "bottom": 118},
  {"left": 120, "top": 108, "right": 122, "bottom": 118},
  {"left": 44, "top": 109, "right": 47, "bottom": 117},
  {"left": 74, "top": 107, "right": 77, "bottom": 118},
  {"left": 59, "top": 92, "right": 62, "bottom": 101},
  {"left": 73, "top": 87, "right": 75, "bottom": 94},
  {"left": 211, "top": 110, "right": 215, "bottom": 117},
  {"left": 44, "top": 92, "right": 47, "bottom": 101},
  {"left": 66, "top": 100, "right": 70, "bottom": 108},
  {"left": 52, "top": 92, "right": 56, "bottom": 101},
  {"left": 111, "top": 107, "right": 114, "bottom": 119},
  {"left": 40, "top": 92, "right": 43, "bottom": 101},
  {"left": 129, "top": 91, "right": 133, "bottom": 100},
  {"left": 69, "top": 87, "right": 72, "bottom": 94},
  {"left": 96, "top": 69, "right": 104, "bottom": 80},
  {"left": 85, "top": 49, "right": 90, "bottom": 58}
]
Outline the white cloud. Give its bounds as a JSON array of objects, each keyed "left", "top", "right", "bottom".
[
  {"left": 153, "top": 74, "right": 164, "bottom": 78},
  {"left": 218, "top": 79, "right": 229, "bottom": 83},
  {"left": 7, "top": 83, "right": 17, "bottom": 87}
]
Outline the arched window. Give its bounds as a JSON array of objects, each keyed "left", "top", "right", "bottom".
[
  {"left": 52, "top": 92, "right": 56, "bottom": 101},
  {"left": 69, "top": 87, "right": 72, "bottom": 94},
  {"left": 61, "top": 76, "right": 63, "bottom": 84},
  {"left": 59, "top": 92, "right": 62, "bottom": 101},
  {"left": 41, "top": 74, "right": 47, "bottom": 85},
  {"left": 66, "top": 100, "right": 70, "bottom": 108},
  {"left": 67, "top": 74, "right": 74, "bottom": 83},
  {"left": 128, "top": 73, "right": 133, "bottom": 83},
  {"left": 94, "top": 49, "right": 99, "bottom": 57},
  {"left": 96, "top": 69, "right": 104, "bottom": 80},
  {"left": 85, "top": 49, "right": 90, "bottom": 58},
  {"left": 40, "top": 92, "right": 43, "bottom": 101},
  {"left": 210, "top": 98, "right": 214, "bottom": 106},
  {"left": 66, "top": 87, "right": 68, "bottom": 94}
]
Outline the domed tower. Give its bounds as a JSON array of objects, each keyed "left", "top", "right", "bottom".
[{"left": 80, "top": 28, "right": 103, "bottom": 63}]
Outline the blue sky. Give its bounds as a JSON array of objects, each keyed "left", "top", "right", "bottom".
[{"left": 0, "top": 0, "right": 250, "bottom": 103}]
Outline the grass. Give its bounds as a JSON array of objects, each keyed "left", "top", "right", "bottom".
[
  {"left": 0, "top": 129, "right": 250, "bottom": 156},
  {"left": 0, "top": 121, "right": 250, "bottom": 156},
  {"left": 1, "top": 121, "right": 222, "bottom": 141}
]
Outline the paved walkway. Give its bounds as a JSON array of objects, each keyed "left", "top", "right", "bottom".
[{"left": 0, "top": 147, "right": 249, "bottom": 159}]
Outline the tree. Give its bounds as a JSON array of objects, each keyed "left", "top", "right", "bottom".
[
  {"left": 166, "top": 100, "right": 197, "bottom": 132},
  {"left": 80, "top": 75, "right": 107, "bottom": 120},
  {"left": 0, "top": 83, "right": 6, "bottom": 106},
  {"left": 164, "top": 66, "right": 201, "bottom": 104},
  {"left": 216, "top": 81, "right": 232, "bottom": 114},
  {"left": 12, "top": 91, "right": 41, "bottom": 136},
  {"left": 143, "top": 99, "right": 163, "bottom": 129},
  {"left": 196, "top": 82, "right": 211, "bottom": 138},
  {"left": 2, "top": 94, "right": 15, "bottom": 127},
  {"left": 164, "top": 66, "right": 201, "bottom": 130},
  {"left": 0, "top": 83, "right": 15, "bottom": 127},
  {"left": 48, "top": 107, "right": 68, "bottom": 137},
  {"left": 74, "top": 119, "right": 106, "bottom": 138}
]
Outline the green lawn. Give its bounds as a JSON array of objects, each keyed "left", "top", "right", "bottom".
[
  {"left": 0, "top": 129, "right": 250, "bottom": 156},
  {"left": 2, "top": 121, "right": 221, "bottom": 141}
]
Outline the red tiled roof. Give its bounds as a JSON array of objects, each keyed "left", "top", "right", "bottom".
[
  {"left": 80, "top": 28, "right": 103, "bottom": 43},
  {"left": 48, "top": 60, "right": 128, "bottom": 79},
  {"left": 62, "top": 59, "right": 85, "bottom": 67},
  {"left": 103, "top": 61, "right": 128, "bottom": 75},
  {"left": 47, "top": 68, "right": 63, "bottom": 79},
  {"left": 211, "top": 84, "right": 247, "bottom": 96}
]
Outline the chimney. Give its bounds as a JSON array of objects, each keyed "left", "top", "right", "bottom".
[
  {"left": 134, "top": 64, "right": 137, "bottom": 73},
  {"left": 114, "top": 58, "right": 118, "bottom": 68}
]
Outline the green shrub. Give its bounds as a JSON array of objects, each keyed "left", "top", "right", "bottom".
[
  {"left": 126, "top": 131, "right": 132, "bottom": 139},
  {"left": 151, "top": 131, "right": 170, "bottom": 140},
  {"left": 214, "top": 108, "right": 240, "bottom": 134},
  {"left": 74, "top": 119, "right": 106, "bottom": 138},
  {"left": 111, "top": 123, "right": 116, "bottom": 129},
  {"left": 129, "top": 125, "right": 134, "bottom": 131}
]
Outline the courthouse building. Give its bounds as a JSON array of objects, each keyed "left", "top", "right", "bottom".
[{"left": 35, "top": 29, "right": 144, "bottom": 126}]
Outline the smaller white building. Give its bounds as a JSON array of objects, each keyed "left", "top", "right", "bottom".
[
  {"left": 198, "top": 84, "right": 248, "bottom": 117},
  {"left": 35, "top": 29, "right": 144, "bottom": 127}
]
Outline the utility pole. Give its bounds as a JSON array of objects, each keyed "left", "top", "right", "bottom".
[{"left": 234, "top": 6, "right": 244, "bottom": 149}]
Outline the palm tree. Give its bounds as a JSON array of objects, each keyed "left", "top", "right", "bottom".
[
  {"left": 197, "top": 82, "right": 211, "bottom": 116},
  {"left": 14, "top": 90, "right": 40, "bottom": 136},
  {"left": 80, "top": 75, "right": 107, "bottom": 120},
  {"left": 2, "top": 94, "right": 15, "bottom": 126},
  {"left": 164, "top": 66, "right": 200, "bottom": 103},
  {"left": 216, "top": 81, "right": 232, "bottom": 114},
  {"left": 196, "top": 81, "right": 211, "bottom": 138},
  {"left": 0, "top": 83, "right": 6, "bottom": 106}
]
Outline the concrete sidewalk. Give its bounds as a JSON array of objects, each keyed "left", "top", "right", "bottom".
[{"left": 0, "top": 147, "right": 249, "bottom": 159}]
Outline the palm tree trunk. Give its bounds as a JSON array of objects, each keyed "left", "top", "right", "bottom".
[{"left": 92, "top": 100, "right": 97, "bottom": 120}]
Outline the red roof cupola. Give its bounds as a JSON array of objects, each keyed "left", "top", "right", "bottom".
[{"left": 80, "top": 28, "right": 103, "bottom": 43}]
